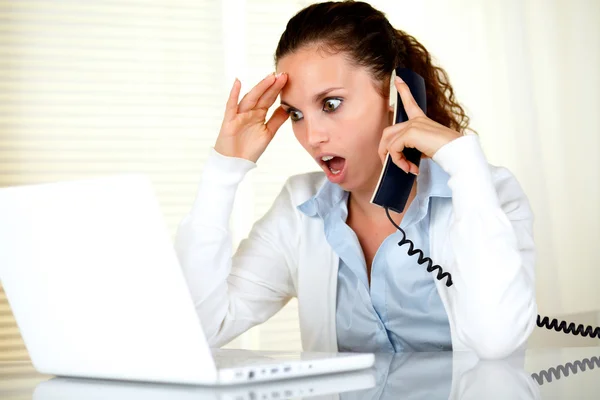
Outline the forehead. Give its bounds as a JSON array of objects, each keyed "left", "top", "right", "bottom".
[
  {"left": 277, "top": 46, "right": 375, "bottom": 103},
  {"left": 277, "top": 46, "right": 353, "bottom": 81}
]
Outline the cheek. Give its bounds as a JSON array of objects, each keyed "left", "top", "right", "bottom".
[
  {"left": 291, "top": 124, "right": 309, "bottom": 150},
  {"left": 344, "top": 108, "right": 387, "bottom": 147}
]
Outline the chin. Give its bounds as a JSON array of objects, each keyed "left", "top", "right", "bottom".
[{"left": 339, "top": 172, "right": 375, "bottom": 195}]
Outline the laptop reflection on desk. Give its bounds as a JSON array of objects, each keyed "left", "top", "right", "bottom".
[{"left": 33, "top": 368, "right": 376, "bottom": 400}]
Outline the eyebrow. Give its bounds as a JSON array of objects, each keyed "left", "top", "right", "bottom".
[{"left": 281, "top": 86, "right": 344, "bottom": 110}]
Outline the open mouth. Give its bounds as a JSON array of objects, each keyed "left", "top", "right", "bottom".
[{"left": 320, "top": 156, "right": 346, "bottom": 175}]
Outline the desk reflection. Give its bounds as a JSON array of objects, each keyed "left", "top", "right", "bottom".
[
  {"left": 32, "top": 368, "right": 375, "bottom": 400},
  {"left": 343, "top": 350, "right": 540, "bottom": 400},
  {"left": 31, "top": 350, "right": 545, "bottom": 400}
]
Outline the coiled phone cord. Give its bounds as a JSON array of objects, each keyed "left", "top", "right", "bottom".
[
  {"left": 531, "top": 355, "right": 600, "bottom": 385},
  {"left": 384, "top": 207, "right": 600, "bottom": 339}
]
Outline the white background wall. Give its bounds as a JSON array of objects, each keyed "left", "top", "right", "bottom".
[{"left": 0, "top": 0, "right": 598, "bottom": 357}]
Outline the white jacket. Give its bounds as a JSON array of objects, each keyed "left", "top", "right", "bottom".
[{"left": 174, "top": 134, "right": 538, "bottom": 360}]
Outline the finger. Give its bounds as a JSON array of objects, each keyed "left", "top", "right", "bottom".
[
  {"left": 395, "top": 76, "right": 426, "bottom": 119},
  {"left": 380, "top": 121, "right": 409, "bottom": 153},
  {"left": 378, "top": 122, "right": 409, "bottom": 164},
  {"left": 256, "top": 73, "right": 288, "bottom": 110},
  {"left": 238, "top": 73, "right": 277, "bottom": 113},
  {"left": 378, "top": 143, "right": 389, "bottom": 166},
  {"left": 378, "top": 136, "right": 389, "bottom": 165},
  {"left": 382, "top": 120, "right": 409, "bottom": 139},
  {"left": 224, "top": 78, "right": 241, "bottom": 121},
  {"left": 378, "top": 150, "right": 387, "bottom": 166},
  {"left": 388, "top": 134, "right": 419, "bottom": 174},
  {"left": 390, "top": 148, "right": 410, "bottom": 174},
  {"left": 409, "top": 162, "right": 420, "bottom": 175},
  {"left": 265, "top": 106, "right": 289, "bottom": 136}
]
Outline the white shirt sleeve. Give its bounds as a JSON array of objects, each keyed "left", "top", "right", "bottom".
[
  {"left": 174, "top": 148, "right": 298, "bottom": 347},
  {"left": 433, "top": 134, "right": 538, "bottom": 359}
]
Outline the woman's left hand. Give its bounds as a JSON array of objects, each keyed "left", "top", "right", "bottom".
[{"left": 378, "top": 76, "right": 463, "bottom": 175}]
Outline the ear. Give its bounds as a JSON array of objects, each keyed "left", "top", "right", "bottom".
[{"left": 388, "top": 105, "right": 395, "bottom": 125}]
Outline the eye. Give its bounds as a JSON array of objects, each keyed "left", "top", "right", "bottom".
[
  {"left": 287, "top": 109, "right": 304, "bottom": 122},
  {"left": 323, "top": 98, "right": 342, "bottom": 113}
]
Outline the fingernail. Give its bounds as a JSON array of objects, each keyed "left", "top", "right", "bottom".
[
  {"left": 395, "top": 76, "right": 404, "bottom": 83},
  {"left": 275, "top": 72, "right": 283, "bottom": 78}
]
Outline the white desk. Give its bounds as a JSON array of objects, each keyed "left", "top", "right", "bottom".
[{"left": 1, "top": 346, "right": 599, "bottom": 399}]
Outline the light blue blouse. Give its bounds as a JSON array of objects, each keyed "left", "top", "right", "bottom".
[{"left": 298, "top": 158, "right": 453, "bottom": 352}]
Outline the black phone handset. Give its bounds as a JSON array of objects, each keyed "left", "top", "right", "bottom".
[
  {"left": 371, "top": 67, "right": 600, "bottom": 340},
  {"left": 370, "top": 68, "right": 424, "bottom": 214}
]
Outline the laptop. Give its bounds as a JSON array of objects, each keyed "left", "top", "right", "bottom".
[{"left": 0, "top": 174, "right": 374, "bottom": 385}]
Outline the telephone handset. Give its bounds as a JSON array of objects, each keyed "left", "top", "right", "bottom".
[
  {"left": 370, "top": 67, "right": 424, "bottom": 213},
  {"left": 372, "top": 66, "right": 600, "bottom": 341}
]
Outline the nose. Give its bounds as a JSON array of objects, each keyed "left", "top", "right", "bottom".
[{"left": 305, "top": 118, "right": 328, "bottom": 148}]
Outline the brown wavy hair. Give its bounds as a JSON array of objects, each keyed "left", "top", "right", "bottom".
[{"left": 274, "top": 0, "right": 476, "bottom": 135}]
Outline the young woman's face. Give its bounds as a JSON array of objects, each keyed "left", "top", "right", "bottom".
[{"left": 277, "top": 46, "right": 390, "bottom": 193}]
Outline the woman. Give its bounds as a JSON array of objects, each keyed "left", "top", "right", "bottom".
[{"left": 175, "top": 0, "right": 537, "bottom": 359}]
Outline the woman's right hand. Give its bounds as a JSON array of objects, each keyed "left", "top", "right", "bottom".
[{"left": 214, "top": 72, "right": 289, "bottom": 163}]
